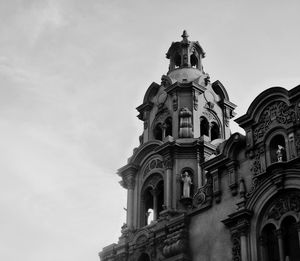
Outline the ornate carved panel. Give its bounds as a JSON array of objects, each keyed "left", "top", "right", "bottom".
[
  {"left": 253, "top": 101, "right": 297, "bottom": 142},
  {"left": 143, "top": 158, "right": 163, "bottom": 178},
  {"left": 266, "top": 193, "right": 300, "bottom": 221}
]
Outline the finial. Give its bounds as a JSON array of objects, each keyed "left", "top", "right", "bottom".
[{"left": 181, "top": 30, "right": 189, "bottom": 40}]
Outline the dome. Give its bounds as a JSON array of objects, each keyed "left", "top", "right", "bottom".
[{"left": 167, "top": 67, "right": 203, "bottom": 83}]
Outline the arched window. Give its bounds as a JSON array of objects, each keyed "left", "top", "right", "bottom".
[
  {"left": 258, "top": 192, "right": 300, "bottom": 261},
  {"left": 200, "top": 116, "right": 209, "bottom": 137},
  {"left": 143, "top": 187, "right": 154, "bottom": 226},
  {"left": 153, "top": 123, "right": 163, "bottom": 141},
  {"left": 269, "top": 134, "right": 286, "bottom": 163},
  {"left": 281, "top": 216, "right": 300, "bottom": 260},
  {"left": 261, "top": 224, "right": 279, "bottom": 261},
  {"left": 165, "top": 117, "right": 172, "bottom": 137},
  {"left": 211, "top": 122, "right": 220, "bottom": 141},
  {"left": 174, "top": 53, "right": 181, "bottom": 68},
  {"left": 190, "top": 53, "right": 198, "bottom": 68},
  {"left": 141, "top": 174, "right": 164, "bottom": 227}
]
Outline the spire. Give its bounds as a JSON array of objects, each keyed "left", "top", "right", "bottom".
[{"left": 181, "top": 30, "right": 189, "bottom": 43}]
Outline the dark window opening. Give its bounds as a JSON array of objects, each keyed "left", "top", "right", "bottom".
[
  {"left": 211, "top": 122, "right": 220, "bottom": 141},
  {"left": 200, "top": 117, "right": 209, "bottom": 137},
  {"left": 174, "top": 53, "right": 181, "bottom": 68},
  {"left": 143, "top": 188, "right": 154, "bottom": 226},
  {"left": 165, "top": 117, "right": 172, "bottom": 137},
  {"left": 153, "top": 123, "right": 163, "bottom": 141},
  {"left": 282, "top": 216, "right": 300, "bottom": 261},
  {"left": 262, "top": 224, "right": 279, "bottom": 261},
  {"left": 156, "top": 181, "right": 164, "bottom": 216},
  {"left": 191, "top": 53, "right": 198, "bottom": 68},
  {"left": 270, "top": 134, "right": 286, "bottom": 163}
]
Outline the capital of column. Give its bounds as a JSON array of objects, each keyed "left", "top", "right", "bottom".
[
  {"left": 118, "top": 164, "right": 139, "bottom": 190},
  {"left": 163, "top": 156, "right": 173, "bottom": 170}
]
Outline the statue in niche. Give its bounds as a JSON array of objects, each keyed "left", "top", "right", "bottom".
[
  {"left": 276, "top": 145, "right": 285, "bottom": 162},
  {"left": 181, "top": 171, "right": 192, "bottom": 198}
]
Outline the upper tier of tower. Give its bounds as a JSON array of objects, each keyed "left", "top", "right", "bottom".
[{"left": 166, "top": 30, "right": 206, "bottom": 83}]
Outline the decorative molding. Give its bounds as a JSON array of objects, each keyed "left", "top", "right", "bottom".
[
  {"left": 163, "top": 156, "right": 173, "bottom": 170},
  {"left": 193, "top": 89, "right": 198, "bottom": 111},
  {"left": 226, "top": 161, "right": 238, "bottom": 196},
  {"left": 179, "top": 107, "right": 193, "bottom": 138},
  {"left": 266, "top": 193, "right": 300, "bottom": 221},
  {"left": 172, "top": 92, "right": 178, "bottom": 111},
  {"left": 143, "top": 158, "right": 163, "bottom": 178}
]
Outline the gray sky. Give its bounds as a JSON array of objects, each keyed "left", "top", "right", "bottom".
[{"left": 0, "top": 1, "right": 299, "bottom": 261}]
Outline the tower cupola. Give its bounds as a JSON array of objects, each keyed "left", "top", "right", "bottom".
[{"left": 166, "top": 30, "right": 206, "bottom": 83}]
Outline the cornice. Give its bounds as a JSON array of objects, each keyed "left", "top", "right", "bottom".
[{"left": 165, "top": 81, "right": 206, "bottom": 94}]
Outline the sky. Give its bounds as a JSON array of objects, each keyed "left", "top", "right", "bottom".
[{"left": 0, "top": 1, "right": 300, "bottom": 261}]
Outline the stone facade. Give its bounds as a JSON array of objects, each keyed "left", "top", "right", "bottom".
[{"left": 99, "top": 31, "right": 300, "bottom": 261}]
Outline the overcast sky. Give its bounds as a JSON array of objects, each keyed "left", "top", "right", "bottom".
[{"left": 0, "top": 1, "right": 300, "bottom": 261}]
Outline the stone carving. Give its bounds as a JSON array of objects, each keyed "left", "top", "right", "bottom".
[
  {"left": 224, "top": 107, "right": 230, "bottom": 127},
  {"left": 246, "top": 177, "right": 259, "bottom": 199},
  {"left": 163, "top": 157, "right": 173, "bottom": 170},
  {"left": 181, "top": 172, "right": 192, "bottom": 198},
  {"left": 249, "top": 148, "right": 263, "bottom": 176},
  {"left": 172, "top": 93, "right": 178, "bottom": 111},
  {"left": 267, "top": 193, "right": 300, "bottom": 220},
  {"left": 253, "top": 101, "right": 296, "bottom": 142},
  {"left": 143, "top": 158, "right": 163, "bottom": 178},
  {"left": 193, "top": 176, "right": 213, "bottom": 207},
  {"left": 179, "top": 107, "right": 193, "bottom": 138},
  {"left": 276, "top": 145, "right": 285, "bottom": 162},
  {"left": 163, "top": 227, "right": 187, "bottom": 258},
  {"left": 193, "top": 90, "right": 198, "bottom": 111},
  {"left": 295, "top": 133, "right": 300, "bottom": 156},
  {"left": 161, "top": 75, "right": 171, "bottom": 88},
  {"left": 231, "top": 232, "right": 241, "bottom": 261}
]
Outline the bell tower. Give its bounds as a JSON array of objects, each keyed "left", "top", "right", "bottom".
[{"left": 100, "top": 31, "right": 236, "bottom": 261}]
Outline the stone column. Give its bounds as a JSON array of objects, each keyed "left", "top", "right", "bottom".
[
  {"left": 126, "top": 189, "right": 134, "bottom": 228},
  {"left": 120, "top": 165, "right": 138, "bottom": 230},
  {"left": 259, "top": 235, "right": 268, "bottom": 261},
  {"left": 163, "top": 156, "right": 173, "bottom": 210},
  {"left": 239, "top": 225, "right": 249, "bottom": 261},
  {"left": 276, "top": 229, "right": 285, "bottom": 261}
]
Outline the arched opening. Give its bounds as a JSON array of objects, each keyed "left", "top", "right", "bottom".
[
  {"left": 143, "top": 187, "right": 154, "bottom": 226},
  {"left": 190, "top": 53, "right": 198, "bottom": 68},
  {"left": 165, "top": 117, "right": 172, "bottom": 137},
  {"left": 261, "top": 223, "right": 279, "bottom": 261},
  {"left": 270, "top": 134, "right": 286, "bottom": 163},
  {"left": 174, "top": 53, "right": 181, "bottom": 68},
  {"left": 156, "top": 180, "right": 164, "bottom": 216},
  {"left": 141, "top": 174, "right": 164, "bottom": 227},
  {"left": 200, "top": 117, "right": 209, "bottom": 137},
  {"left": 153, "top": 123, "right": 163, "bottom": 141},
  {"left": 138, "top": 253, "right": 150, "bottom": 261},
  {"left": 281, "top": 216, "right": 300, "bottom": 261},
  {"left": 211, "top": 122, "right": 220, "bottom": 141}
]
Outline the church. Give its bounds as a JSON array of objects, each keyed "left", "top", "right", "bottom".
[{"left": 99, "top": 31, "right": 300, "bottom": 261}]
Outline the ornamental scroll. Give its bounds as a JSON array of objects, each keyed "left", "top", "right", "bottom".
[{"left": 253, "top": 101, "right": 296, "bottom": 142}]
